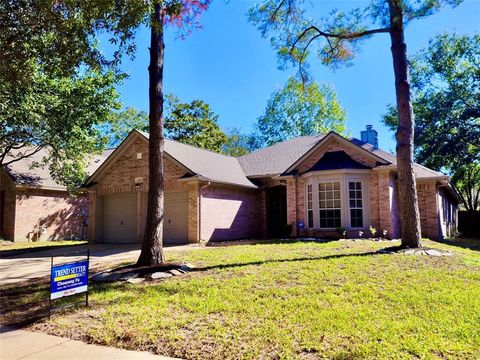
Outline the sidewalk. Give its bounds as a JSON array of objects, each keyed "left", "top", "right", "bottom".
[{"left": 0, "top": 327, "right": 180, "bottom": 360}]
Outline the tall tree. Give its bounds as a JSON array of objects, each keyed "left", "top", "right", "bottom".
[
  {"left": 139, "top": 1, "right": 210, "bottom": 266},
  {"left": 165, "top": 95, "right": 227, "bottom": 152},
  {"left": 249, "top": 0, "right": 463, "bottom": 248},
  {"left": 222, "top": 128, "right": 260, "bottom": 157},
  {"left": 106, "top": 107, "right": 149, "bottom": 148},
  {"left": 383, "top": 33, "right": 480, "bottom": 211},
  {"left": 1, "top": 1, "right": 210, "bottom": 265},
  {"left": 255, "top": 76, "right": 346, "bottom": 146}
]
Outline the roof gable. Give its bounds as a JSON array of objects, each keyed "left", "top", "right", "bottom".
[
  {"left": 87, "top": 130, "right": 257, "bottom": 189},
  {"left": 285, "top": 132, "right": 389, "bottom": 174},
  {"left": 304, "top": 151, "right": 371, "bottom": 173}
]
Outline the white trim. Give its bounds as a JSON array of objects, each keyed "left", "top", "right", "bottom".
[
  {"left": 300, "top": 169, "right": 371, "bottom": 178},
  {"left": 304, "top": 171, "right": 370, "bottom": 230}
]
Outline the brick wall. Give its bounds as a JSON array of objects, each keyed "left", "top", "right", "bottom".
[
  {"left": 200, "top": 184, "right": 262, "bottom": 241},
  {"left": 14, "top": 189, "right": 88, "bottom": 242},
  {"left": 281, "top": 134, "right": 406, "bottom": 239},
  {"left": 188, "top": 182, "right": 199, "bottom": 242},
  {"left": 89, "top": 136, "right": 193, "bottom": 242},
  {"left": 286, "top": 178, "right": 297, "bottom": 236},
  {"left": 417, "top": 180, "right": 440, "bottom": 239},
  {"left": 287, "top": 137, "right": 383, "bottom": 237},
  {"left": 96, "top": 138, "right": 188, "bottom": 195}
]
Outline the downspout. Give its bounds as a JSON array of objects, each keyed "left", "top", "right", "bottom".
[{"left": 198, "top": 181, "right": 211, "bottom": 243}]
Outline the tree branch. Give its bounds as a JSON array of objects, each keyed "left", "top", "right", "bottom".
[
  {"left": 269, "top": 0, "right": 287, "bottom": 23},
  {"left": 1, "top": 145, "right": 45, "bottom": 167},
  {"left": 290, "top": 25, "right": 391, "bottom": 55}
]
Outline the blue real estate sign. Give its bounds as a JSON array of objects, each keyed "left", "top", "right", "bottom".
[{"left": 50, "top": 260, "right": 89, "bottom": 300}]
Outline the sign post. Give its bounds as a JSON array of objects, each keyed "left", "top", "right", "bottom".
[{"left": 49, "top": 250, "right": 89, "bottom": 314}]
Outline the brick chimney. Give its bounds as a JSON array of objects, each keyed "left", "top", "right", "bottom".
[{"left": 361, "top": 125, "right": 378, "bottom": 149}]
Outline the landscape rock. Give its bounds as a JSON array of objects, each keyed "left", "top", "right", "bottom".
[
  {"left": 169, "top": 269, "right": 183, "bottom": 276},
  {"left": 425, "top": 249, "right": 453, "bottom": 257},
  {"left": 127, "top": 277, "right": 145, "bottom": 284},
  {"left": 150, "top": 272, "right": 173, "bottom": 279},
  {"left": 92, "top": 271, "right": 139, "bottom": 283}
]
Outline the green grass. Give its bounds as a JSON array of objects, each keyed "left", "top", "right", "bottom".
[
  {"left": 0, "top": 239, "right": 87, "bottom": 252},
  {"left": 31, "top": 239, "right": 480, "bottom": 359}
]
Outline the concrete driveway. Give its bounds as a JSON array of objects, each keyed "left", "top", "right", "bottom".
[{"left": 0, "top": 244, "right": 197, "bottom": 285}]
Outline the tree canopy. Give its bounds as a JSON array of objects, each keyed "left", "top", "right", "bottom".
[
  {"left": 254, "top": 77, "right": 346, "bottom": 147},
  {"left": 164, "top": 95, "right": 227, "bottom": 153},
  {"left": 383, "top": 33, "right": 480, "bottom": 211},
  {"left": 0, "top": 66, "right": 121, "bottom": 189},
  {"left": 105, "top": 107, "right": 149, "bottom": 147},
  {"left": 222, "top": 128, "right": 260, "bottom": 157}
]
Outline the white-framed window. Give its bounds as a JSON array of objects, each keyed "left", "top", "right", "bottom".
[
  {"left": 307, "top": 184, "right": 313, "bottom": 228},
  {"left": 304, "top": 171, "right": 369, "bottom": 230},
  {"left": 349, "top": 181, "right": 363, "bottom": 228},
  {"left": 318, "top": 181, "right": 341, "bottom": 228}
]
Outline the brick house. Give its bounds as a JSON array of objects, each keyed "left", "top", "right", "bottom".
[
  {"left": 0, "top": 149, "right": 112, "bottom": 242},
  {"left": 83, "top": 127, "right": 458, "bottom": 244}
]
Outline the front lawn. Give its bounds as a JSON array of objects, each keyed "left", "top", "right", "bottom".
[{"left": 32, "top": 239, "right": 480, "bottom": 359}]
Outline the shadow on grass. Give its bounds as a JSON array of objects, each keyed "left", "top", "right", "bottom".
[
  {"left": 192, "top": 249, "right": 383, "bottom": 272},
  {"left": 205, "top": 238, "right": 340, "bottom": 247},
  {"left": 432, "top": 237, "right": 480, "bottom": 251}
]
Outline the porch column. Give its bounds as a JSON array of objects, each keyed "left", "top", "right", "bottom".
[
  {"left": 187, "top": 182, "right": 199, "bottom": 242},
  {"left": 286, "top": 178, "right": 297, "bottom": 237},
  {"left": 87, "top": 191, "right": 96, "bottom": 243}
]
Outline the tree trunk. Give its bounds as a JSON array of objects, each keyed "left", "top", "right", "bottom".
[
  {"left": 388, "top": 0, "right": 422, "bottom": 248},
  {"left": 137, "top": 3, "right": 166, "bottom": 265}
]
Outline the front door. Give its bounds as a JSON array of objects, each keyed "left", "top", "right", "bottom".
[{"left": 266, "top": 186, "right": 287, "bottom": 238}]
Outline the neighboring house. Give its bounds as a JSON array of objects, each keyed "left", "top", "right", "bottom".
[
  {"left": 0, "top": 149, "right": 112, "bottom": 242},
  {"left": 83, "top": 126, "right": 458, "bottom": 244}
]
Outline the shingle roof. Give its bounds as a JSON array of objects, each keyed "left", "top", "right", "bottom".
[
  {"left": 3, "top": 132, "right": 446, "bottom": 191},
  {"left": 238, "top": 134, "right": 446, "bottom": 179},
  {"left": 139, "top": 131, "right": 257, "bottom": 188},
  {"left": 2, "top": 147, "right": 114, "bottom": 190},
  {"left": 350, "top": 138, "right": 446, "bottom": 178},
  {"left": 238, "top": 135, "right": 326, "bottom": 176}
]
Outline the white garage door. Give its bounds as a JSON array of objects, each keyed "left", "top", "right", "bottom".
[
  {"left": 141, "top": 191, "right": 189, "bottom": 244},
  {"left": 102, "top": 193, "right": 137, "bottom": 243}
]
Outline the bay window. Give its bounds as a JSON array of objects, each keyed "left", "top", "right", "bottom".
[
  {"left": 318, "top": 182, "right": 341, "bottom": 228},
  {"left": 305, "top": 172, "right": 369, "bottom": 229},
  {"left": 349, "top": 181, "right": 363, "bottom": 228}
]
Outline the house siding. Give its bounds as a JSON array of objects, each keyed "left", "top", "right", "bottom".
[
  {"left": 95, "top": 139, "right": 188, "bottom": 196},
  {"left": 417, "top": 180, "right": 441, "bottom": 239},
  {"left": 88, "top": 138, "right": 194, "bottom": 243},
  {"left": 200, "top": 184, "right": 262, "bottom": 241},
  {"left": 286, "top": 137, "right": 399, "bottom": 238},
  {"left": 13, "top": 189, "right": 87, "bottom": 242}
]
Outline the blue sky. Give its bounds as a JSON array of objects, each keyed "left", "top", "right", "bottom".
[{"left": 111, "top": 0, "right": 479, "bottom": 152}]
